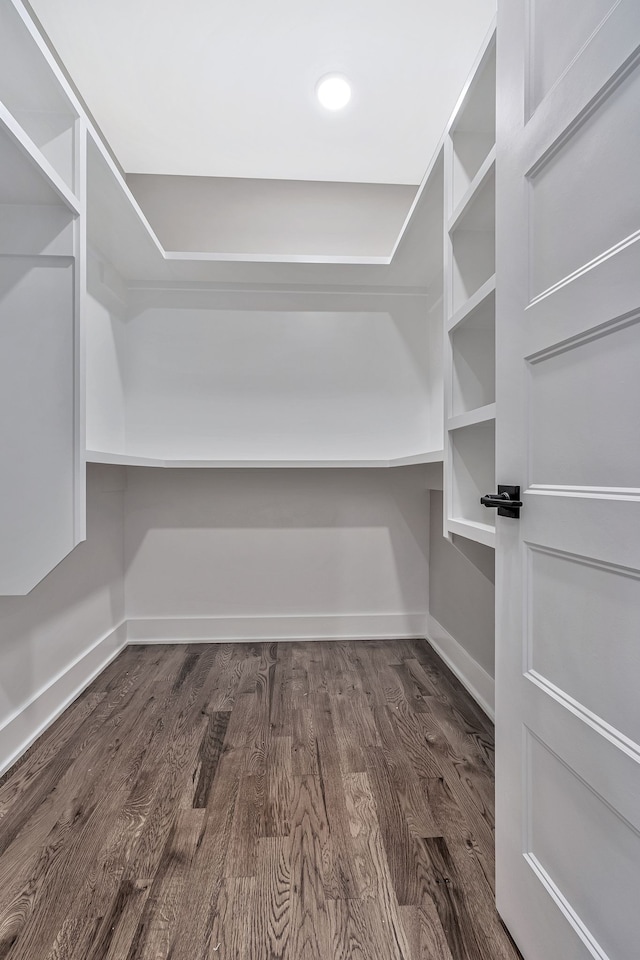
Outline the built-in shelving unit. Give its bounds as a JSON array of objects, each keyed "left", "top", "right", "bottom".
[
  {"left": 443, "top": 27, "right": 496, "bottom": 548},
  {"left": 0, "top": 0, "right": 496, "bottom": 594},
  {"left": 0, "top": 0, "right": 84, "bottom": 595}
]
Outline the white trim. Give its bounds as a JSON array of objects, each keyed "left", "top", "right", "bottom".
[
  {"left": 0, "top": 621, "right": 128, "bottom": 778},
  {"left": 127, "top": 613, "right": 428, "bottom": 645},
  {"left": 426, "top": 613, "right": 495, "bottom": 720}
]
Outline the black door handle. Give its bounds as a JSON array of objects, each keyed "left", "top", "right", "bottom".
[{"left": 480, "top": 485, "right": 522, "bottom": 518}]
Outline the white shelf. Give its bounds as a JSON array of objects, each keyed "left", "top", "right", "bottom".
[
  {"left": 450, "top": 290, "right": 495, "bottom": 415},
  {"left": 391, "top": 450, "right": 444, "bottom": 466},
  {"left": 447, "top": 517, "right": 496, "bottom": 548},
  {"left": 86, "top": 131, "right": 165, "bottom": 279},
  {"left": 0, "top": 101, "right": 80, "bottom": 214},
  {"left": 449, "top": 161, "right": 495, "bottom": 235},
  {"left": 0, "top": 1, "right": 79, "bottom": 192},
  {"left": 448, "top": 403, "right": 496, "bottom": 432},
  {"left": 86, "top": 449, "right": 444, "bottom": 469},
  {"left": 449, "top": 418, "right": 495, "bottom": 529},
  {"left": 448, "top": 147, "right": 496, "bottom": 235},
  {"left": 450, "top": 36, "right": 496, "bottom": 210},
  {"left": 447, "top": 274, "right": 496, "bottom": 333},
  {"left": 449, "top": 165, "right": 495, "bottom": 315}
]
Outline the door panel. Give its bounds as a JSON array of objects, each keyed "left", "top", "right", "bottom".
[
  {"left": 529, "top": 60, "right": 640, "bottom": 296},
  {"left": 528, "top": 317, "right": 640, "bottom": 487},
  {"left": 526, "top": 729, "right": 639, "bottom": 960},
  {"left": 496, "top": 1, "right": 640, "bottom": 958},
  {"left": 527, "top": 0, "right": 619, "bottom": 112},
  {"left": 527, "top": 545, "right": 640, "bottom": 741}
]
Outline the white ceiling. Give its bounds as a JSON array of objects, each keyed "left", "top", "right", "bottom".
[{"left": 31, "top": 0, "right": 495, "bottom": 184}]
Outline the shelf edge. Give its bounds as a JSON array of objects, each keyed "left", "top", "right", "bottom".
[
  {"left": 447, "top": 146, "right": 496, "bottom": 234},
  {"left": 447, "top": 274, "right": 496, "bottom": 333},
  {"left": 0, "top": 100, "right": 81, "bottom": 215},
  {"left": 447, "top": 404, "right": 496, "bottom": 432},
  {"left": 447, "top": 517, "right": 496, "bottom": 548}
]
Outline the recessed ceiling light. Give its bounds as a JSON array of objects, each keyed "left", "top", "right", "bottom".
[{"left": 316, "top": 74, "right": 352, "bottom": 111}]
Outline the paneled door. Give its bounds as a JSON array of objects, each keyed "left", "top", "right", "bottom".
[{"left": 495, "top": 3, "right": 640, "bottom": 958}]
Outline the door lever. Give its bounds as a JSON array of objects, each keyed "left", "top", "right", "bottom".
[{"left": 480, "top": 485, "right": 522, "bottom": 518}]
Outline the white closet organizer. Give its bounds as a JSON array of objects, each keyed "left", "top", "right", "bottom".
[
  {"left": 0, "top": 0, "right": 498, "bottom": 594},
  {"left": 443, "top": 29, "right": 497, "bottom": 549},
  {"left": 84, "top": 111, "right": 446, "bottom": 472},
  {"left": 0, "top": 0, "right": 83, "bottom": 595}
]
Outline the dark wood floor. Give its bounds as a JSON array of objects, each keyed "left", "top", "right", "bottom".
[{"left": 0, "top": 640, "right": 521, "bottom": 960}]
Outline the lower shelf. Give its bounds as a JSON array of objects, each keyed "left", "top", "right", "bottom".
[
  {"left": 447, "top": 516, "right": 495, "bottom": 548},
  {"left": 85, "top": 449, "right": 445, "bottom": 470}
]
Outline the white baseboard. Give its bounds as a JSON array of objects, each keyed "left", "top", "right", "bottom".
[
  {"left": 127, "top": 613, "right": 428, "bottom": 644},
  {"left": 2, "top": 612, "right": 490, "bottom": 780},
  {"left": 0, "top": 622, "right": 128, "bottom": 778},
  {"left": 426, "top": 614, "right": 495, "bottom": 721}
]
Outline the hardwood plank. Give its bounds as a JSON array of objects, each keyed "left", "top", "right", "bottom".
[
  {"left": 165, "top": 749, "right": 240, "bottom": 960},
  {"left": 191, "top": 711, "right": 231, "bottom": 809},
  {"left": 288, "top": 775, "right": 329, "bottom": 959},
  {"left": 249, "top": 838, "right": 291, "bottom": 960},
  {"left": 225, "top": 772, "right": 262, "bottom": 877},
  {"left": 291, "top": 704, "right": 316, "bottom": 777},
  {"left": 208, "top": 875, "right": 255, "bottom": 959},
  {"left": 412, "top": 835, "right": 489, "bottom": 960},
  {"left": 124, "top": 810, "right": 205, "bottom": 960},
  {"left": 269, "top": 643, "right": 293, "bottom": 736},
  {"left": 372, "top": 704, "right": 440, "bottom": 839},
  {"left": 327, "top": 898, "right": 411, "bottom": 960},
  {"left": 42, "top": 918, "right": 102, "bottom": 960},
  {"left": 364, "top": 745, "right": 418, "bottom": 906},
  {"left": 311, "top": 693, "right": 361, "bottom": 899},
  {"left": 262, "top": 736, "right": 292, "bottom": 837},
  {"left": 342, "top": 771, "right": 413, "bottom": 959}
]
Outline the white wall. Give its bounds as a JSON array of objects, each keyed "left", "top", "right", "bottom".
[
  {"left": 122, "top": 289, "right": 434, "bottom": 461},
  {"left": 0, "top": 465, "right": 126, "bottom": 775},
  {"left": 85, "top": 252, "right": 127, "bottom": 453},
  {"left": 428, "top": 488, "right": 495, "bottom": 712},
  {"left": 127, "top": 175, "right": 417, "bottom": 257},
  {"left": 124, "top": 465, "right": 430, "bottom": 642}
]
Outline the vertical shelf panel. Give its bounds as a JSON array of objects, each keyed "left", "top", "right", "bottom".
[
  {"left": 0, "top": 255, "right": 77, "bottom": 594},
  {"left": 451, "top": 42, "right": 496, "bottom": 209},
  {"left": 444, "top": 27, "right": 497, "bottom": 548},
  {"left": 451, "top": 287, "right": 496, "bottom": 415},
  {"left": 450, "top": 169, "right": 495, "bottom": 312},
  {"left": 450, "top": 419, "right": 496, "bottom": 527}
]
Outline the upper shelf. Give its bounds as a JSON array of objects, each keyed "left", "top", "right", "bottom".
[
  {"left": 0, "top": 100, "right": 80, "bottom": 215},
  {"left": 449, "top": 37, "right": 496, "bottom": 211},
  {"left": 0, "top": 1, "right": 79, "bottom": 195},
  {"left": 85, "top": 449, "right": 444, "bottom": 470}
]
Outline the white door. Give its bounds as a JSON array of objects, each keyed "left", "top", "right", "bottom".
[{"left": 495, "top": 3, "right": 640, "bottom": 959}]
